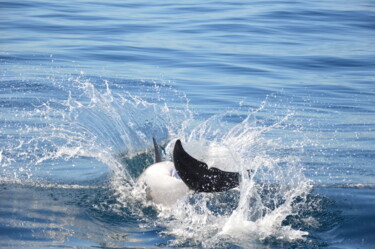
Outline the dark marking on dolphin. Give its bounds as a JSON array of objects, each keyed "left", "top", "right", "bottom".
[{"left": 173, "top": 139, "right": 240, "bottom": 192}]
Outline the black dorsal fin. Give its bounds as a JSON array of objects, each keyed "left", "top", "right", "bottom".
[
  {"left": 153, "top": 137, "right": 163, "bottom": 163},
  {"left": 173, "top": 139, "right": 240, "bottom": 192}
]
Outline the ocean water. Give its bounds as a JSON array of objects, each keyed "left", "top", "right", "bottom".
[{"left": 1, "top": 0, "right": 374, "bottom": 248}]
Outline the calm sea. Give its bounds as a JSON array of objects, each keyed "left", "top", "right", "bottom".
[{"left": 1, "top": 0, "right": 374, "bottom": 248}]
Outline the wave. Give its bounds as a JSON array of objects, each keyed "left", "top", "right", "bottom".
[
  {"left": 0, "top": 177, "right": 101, "bottom": 189},
  {"left": 315, "top": 183, "right": 375, "bottom": 189}
]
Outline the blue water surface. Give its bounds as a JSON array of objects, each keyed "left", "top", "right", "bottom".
[{"left": 1, "top": 0, "right": 374, "bottom": 248}]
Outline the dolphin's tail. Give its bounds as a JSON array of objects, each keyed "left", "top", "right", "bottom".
[{"left": 173, "top": 139, "right": 240, "bottom": 192}]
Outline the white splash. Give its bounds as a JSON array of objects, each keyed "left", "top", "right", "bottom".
[
  {"left": 153, "top": 105, "right": 312, "bottom": 247},
  {"left": 1, "top": 75, "right": 312, "bottom": 247}
]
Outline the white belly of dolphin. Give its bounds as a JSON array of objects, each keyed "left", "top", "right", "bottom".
[{"left": 137, "top": 161, "right": 189, "bottom": 206}]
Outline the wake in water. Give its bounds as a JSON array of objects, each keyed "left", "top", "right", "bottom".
[{"left": 0, "top": 74, "right": 313, "bottom": 247}]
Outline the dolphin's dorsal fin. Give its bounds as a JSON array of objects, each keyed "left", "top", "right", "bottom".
[
  {"left": 153, "top": 137, "right": 163, "bottom": 163},
  {"left": 173, "top": 140, "right": 240, "bottom": 192}
]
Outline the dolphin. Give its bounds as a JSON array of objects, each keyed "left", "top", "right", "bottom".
[
  {"left": 173, "top": 139, "right": 240, "bottom": 192},
  {"left": 136, "top": 139, "right": 240, "bottom": 206}
]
